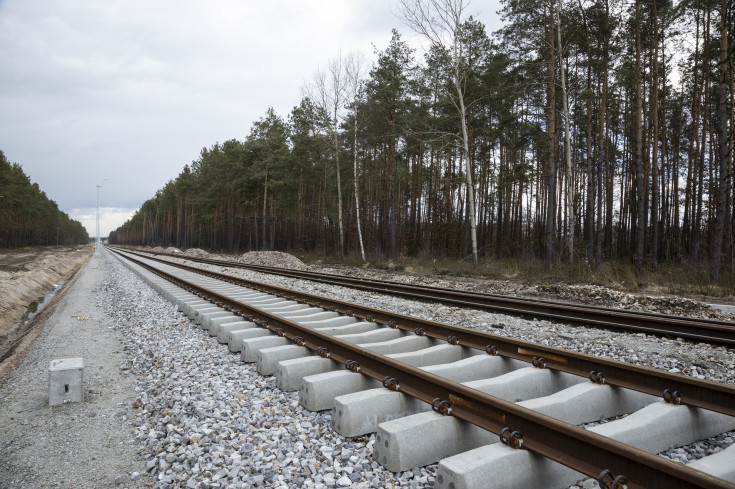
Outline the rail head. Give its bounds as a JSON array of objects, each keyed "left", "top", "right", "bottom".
[
  {"left": 123, "top": 245, "right": 735, "bottom": 347},
  {"left": 112, "top": 246, "right": 735, "bottom": 418}
]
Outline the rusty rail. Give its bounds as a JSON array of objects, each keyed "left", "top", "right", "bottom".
[
  {"left": 131, "top": 247, "right": 735, "bottom": 347},
  {"left": 112, "top": 247, "right": 735, "bottom": 418},
  {"left": 110, "top": 248, "right": 735, "bottom": 489}
]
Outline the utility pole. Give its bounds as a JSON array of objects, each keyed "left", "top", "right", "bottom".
[{"left": 96, "top": 179, "right": 108, "bottom": 250}]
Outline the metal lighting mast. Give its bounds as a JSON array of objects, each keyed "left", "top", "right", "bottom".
[{"left": 96, "top": 179, "right": 108, "bottom": 250}]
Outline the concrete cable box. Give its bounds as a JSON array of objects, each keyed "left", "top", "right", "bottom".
[{"left": 49, "top": 357, "right": 84, "bottom": 406}]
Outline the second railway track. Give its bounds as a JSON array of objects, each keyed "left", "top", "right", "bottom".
[
  {"left": 124, "top": 247, "right": 735, "bottom": 347},
  {"left": 108, "top": 246, "right": 735, "bottom": 489}
]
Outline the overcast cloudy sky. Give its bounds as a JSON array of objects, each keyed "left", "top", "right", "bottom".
[{"left": 0, "top": 0, "right": 503, "bottom": 238}]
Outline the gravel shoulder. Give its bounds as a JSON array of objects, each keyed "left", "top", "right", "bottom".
[{"left": 0, "top": 252, "right": 147, "bottom": 489}]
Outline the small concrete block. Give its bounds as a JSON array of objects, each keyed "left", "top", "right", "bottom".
[
  {"left": 422, "top": 355, "right": 526, "bottom": 383},
  {"left": 688, "top": 442, "right": 735, "bottom": 482},
  {"left": 300, "top": 370, "right": 380, "bottom": 411},
  {"left": 711, "top": 303, "right": 735, "bottom": 315},
  {"left": 435, "top": 443, "right": 583, "bottom": 489},
  {"left": 361, "top": 336, "right": 435, "bottom": 355},
  {"left": 374, "top": 411, "right": 497, "bottom": 472},
  {"left": 589, "top": 401, "right": 735, "bottom": 453},
  {"left": 217, "top": 321, "right": 257, "bottom": 344},
  {"left": 294, "top": 311, "right": 340, "bottom": 323},
  {"left": 300, "top": 316, "right": 359, "bottom": 329},
  {"left": 228, "top": 328, "right": 271, "bottom": 352},
  {"left": 49, "top": 358, "right": 84, "bottom": 406},
  {"left": 205, "top": 314, "right": 239, "bottom": 336},
  {"left": 314, "top": 321, "right": 376, "bottom": 336},
  {"left": 386, "top": 344, "right": 471, "bottom": 368},
  {"left": 241, "top": 336, "right": 289, "bottom": 362},
  {"left": 335, "top": 328, "right": 404, "bottom": 344},
  {"left": 257, "top": 345, "right": 310, "bottom": 375},
  {"left": 276, "top": 357, "right": 337, "bottom": 391},
  {"left": 332, "top": 388, "right": 430, "bottom": 437}
]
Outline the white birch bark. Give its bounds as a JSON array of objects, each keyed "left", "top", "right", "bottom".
[
  {"left": 556, "top": 0, "right": 573, "bottom": 277},
  {"left": 346, "top": 53, "right": 367, "bottom": 262},
  {"left": 398, "top": 0, "right": 479, "bottom": 267}
]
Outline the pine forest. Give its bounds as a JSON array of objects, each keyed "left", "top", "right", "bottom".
[
  {"left": 109, "top": 0, "right": 734, "bottom": 283},
  {"left": 0, "top": 150, "right": 89, "bottom": 247}
]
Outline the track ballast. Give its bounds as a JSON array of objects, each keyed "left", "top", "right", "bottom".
[{"left": 109, "top": 246, "right": 735, "bottom": 489}]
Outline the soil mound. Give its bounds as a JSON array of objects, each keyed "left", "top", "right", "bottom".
[
  {"left": 184, "top": 248, "right": 209, "bottom": 257},
  {"left": 238, "top": 251, "right": 305, "bottom": 269}
]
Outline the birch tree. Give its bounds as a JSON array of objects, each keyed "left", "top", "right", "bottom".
[
  {"left": 307, "top": 56, "right": 349, "bottom": 260},
  {"left": 555, "top": 0, "right": 573, "bottom": 277},
  {"left": 346, "top": 52, "right": 367, "bottom": 262},
  {"left": 398, "top": 0, "right": 480, "bottom": 267}
]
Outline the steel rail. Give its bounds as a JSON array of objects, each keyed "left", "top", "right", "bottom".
[
  {"left": 131, "top": 247, "right": 735, "bottom": 347},
  {"left": 112, "top": 247, "right": 735, "bottom": 418},
  {"left": 111, "top": 248, "right": 735, "bottom": 489}
]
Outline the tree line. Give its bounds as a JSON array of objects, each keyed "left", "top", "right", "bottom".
[
  {"left": 109, "top": 0, "right": 734, "bottom": 281},
  {"left": 0, "top": 150, "right": 89, "bottom": 247}
]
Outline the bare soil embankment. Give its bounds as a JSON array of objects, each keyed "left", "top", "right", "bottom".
[{"left": 0, "top": 245, "right": 93, "bottom": 339}]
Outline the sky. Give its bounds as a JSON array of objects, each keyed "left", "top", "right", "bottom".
[{"left": 0, "top": 0, "right": 503, "bottom": 239}]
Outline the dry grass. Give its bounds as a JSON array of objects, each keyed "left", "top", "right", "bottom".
[{"left": 299, "top": 251, "right": 735, "bottom": 301}]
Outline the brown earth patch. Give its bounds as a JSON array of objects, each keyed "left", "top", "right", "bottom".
[{"left": 0, "top": 245, "right": 93, "bottom": 339}]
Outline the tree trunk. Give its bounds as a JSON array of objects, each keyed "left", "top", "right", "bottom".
[
  {"left": 546, "top": 0, "right": 557, "bottom": 269},
  {"left": 334, "top": 120, "right": 345, "bottom": 261},
  {"left": 634, "top": 0, "right": 646, "bottom": 276},
  {"left": 456, "top": 75, "right": 479, "bottom": 267},
  {"left": 712, "top": 0, "right": 729, "bottom": 282},
  {"left": 354, "top": 103, "right": 366, "bottom": 262},
  {"left": 650, "top": 0, "right": 660, "bottom": 266},
  {"left": 693, "top": 9, "right": 711, "bottom": 262},
  {"left": 556, "top": 0, "right": 573, "bottom": 277},
  {"left": 262, "top": 165, "right": 269, "bottom": 251}
]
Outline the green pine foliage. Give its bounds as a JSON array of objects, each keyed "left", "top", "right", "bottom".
[
  {"left": 0, "top": 151, "right": 89, "bottom": 247},
  {"left": 109, "top": 1, "right": 734, "bottom": 276}
]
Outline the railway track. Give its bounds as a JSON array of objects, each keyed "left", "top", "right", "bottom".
[
  {"left": 125, "top": 247, "right": 735, "bottom": 347},
  {"left": 108, "top": 247, "right": 735, "bottom": 489}
]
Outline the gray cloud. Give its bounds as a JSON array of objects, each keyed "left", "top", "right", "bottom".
[{"left": 0, "top": 0, "right": 501, "bottom": 237}]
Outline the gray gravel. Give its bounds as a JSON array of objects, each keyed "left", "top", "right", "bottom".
[
  {"left": 0, "top": 252, "right": 146, "bottom": 489},
  {"left": 105, "top": 250, "right": 436, "bottom": 489},
  {"left": 157, "top": 254, "right": 735, "bottom": 488},
  {"left": 2, "top": 248, "right": 733, "bottom": 489},
  {"left": 167, "top": 256, "right": 735, "bottom": 386}
]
